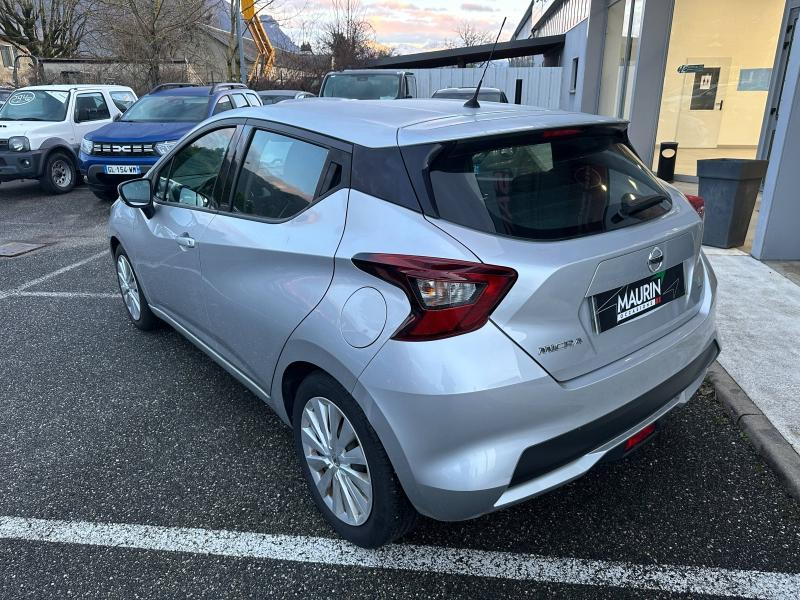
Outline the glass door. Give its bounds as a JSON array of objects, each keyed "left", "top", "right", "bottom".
[{"left": 653, "top": 0, "right": 785, "bottom": 177}]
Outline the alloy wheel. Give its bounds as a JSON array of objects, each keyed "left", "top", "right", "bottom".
[
  {"left": 116, "top": 255, "right": 141, "bottom": 320},
  {"left": 301, "top": 396, "right": 373, "bottom": 526}
]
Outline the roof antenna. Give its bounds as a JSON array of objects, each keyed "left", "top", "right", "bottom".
[{"left": 464, "top": 16, "right": 507, "bottom": 109}]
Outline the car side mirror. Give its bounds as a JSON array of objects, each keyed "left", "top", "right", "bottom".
[
  {"left": 118, "top": 179, "right": 153, "bottom": 216},
  {"left": 113, "top": 112, "right": 122, "bottom": 121}
]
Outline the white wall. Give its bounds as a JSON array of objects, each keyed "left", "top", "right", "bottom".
[{"left": 409, "top": 66, "right": 562, "bottom": 108}]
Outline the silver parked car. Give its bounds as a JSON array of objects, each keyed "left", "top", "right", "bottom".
[
  {"left": 109, "top": 99, "right": 718, "bottom": 548},
  {"left": 257, "top": 90, "right": 316, "bottom": 105}
]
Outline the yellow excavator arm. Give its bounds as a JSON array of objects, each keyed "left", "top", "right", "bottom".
[{"left": 241, "top": 0, "right": 275, "bottom": 80}]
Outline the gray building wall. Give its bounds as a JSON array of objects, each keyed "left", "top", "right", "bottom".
[
  {"left": 752, "top": 11, "right": 800, "bottom": 260},
  {"left": 559, "top": 20, "right": 588, "bottom": 111},
  {"left": 624, "top": 0, "right": 675, "bottom": 164}
]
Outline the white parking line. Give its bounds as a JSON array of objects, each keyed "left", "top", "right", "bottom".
[
  {"left": 0, "top": 516, "right": 797, "bottom": 599},
  {"left": 0, "top": 250, "right": 108, "bottom": 300},
  {"left": 14, "top": 291, "right": 118, "bottom": 299}
]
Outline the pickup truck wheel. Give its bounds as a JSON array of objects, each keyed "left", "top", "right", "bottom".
[{"left": 40, "top": 151, "right": 76, "bottom": 194}]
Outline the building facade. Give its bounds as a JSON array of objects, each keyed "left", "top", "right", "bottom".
[
  {"left": 1, "top": 42, "right": 16, "bottom": 86},
  {"left": 513, "top": 0, "right": 800, "bottom": 259}
]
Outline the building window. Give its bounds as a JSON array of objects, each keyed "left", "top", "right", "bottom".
[
  {"left": 570, "top": 57, "right": 579, "bottom": 93},
  {"left": 0, "top": 45, "right": 14, "bottom": 68}
]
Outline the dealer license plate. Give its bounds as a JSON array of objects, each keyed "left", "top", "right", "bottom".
[{"left": 592, "top": 265, "right": 685, "bottom": 333}]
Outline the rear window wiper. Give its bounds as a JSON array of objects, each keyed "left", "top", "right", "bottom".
[{"left": 619, "top": 193, "right": 669, "bottom": 217}]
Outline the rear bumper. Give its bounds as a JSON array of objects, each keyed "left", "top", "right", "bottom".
[
  {"left": 0, "top": 149, "right": 43, "bottom": 181},
  {"left": 354, "top": 254, "right": 718, "bottom": 521}
]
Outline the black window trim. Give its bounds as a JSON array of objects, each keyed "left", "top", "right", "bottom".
[
  {"left": 151, "top": 118, "right": 244, "bottom": 215},
  {"left": 215, "top": 121, "right": 352, "bottom": 225}
]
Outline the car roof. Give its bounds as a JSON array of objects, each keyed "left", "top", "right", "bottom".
[
  {"left": 327, "top": 69, "right": 410, "bottom": 76},
  {"left": 149, "top": 86, "right": 254, "bottom": 97},
  {"left": 435, "top": 87, "right": 503, "bottom": 94},
  {"left": 212, "top": 98, "right": 625, "bottom": 148},
  {"left": 17, "top": 84, "right": 133, "bottom": 92},
  {"left": 259, "top": 90, "right": 304, "bottom": 96}
]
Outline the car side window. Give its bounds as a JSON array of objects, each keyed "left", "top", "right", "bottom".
[
  {"left": 231, "top": 94, "right": 248, "bottom": 108},
  {"left": 110, "top": 91, "right": 136, "bottom": 112},
  {"left": 156, "top": 128, "right": 235, "bottom": 210},
  {"left": 75, "top": 92, "right": 111, "bottom": 122},
  {"left": 231, "top": 129, "right": 329, "bottom": 220},
  {"left": 213, "top": 96, "right": 233, "bottom": 115},
  {"left": 245, "top": 92, "right": 261, "bottom": 106},
  {"left": 405, "top": 75, "right": 417, "bottom": 98}
]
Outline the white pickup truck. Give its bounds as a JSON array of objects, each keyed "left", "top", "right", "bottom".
[{"left": 0, "top": 84, "right": 136, "bottom": 194}]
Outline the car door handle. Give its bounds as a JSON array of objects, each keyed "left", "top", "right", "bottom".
[{"left": 175, "top": 234, "right": 196, "bottom": 249}]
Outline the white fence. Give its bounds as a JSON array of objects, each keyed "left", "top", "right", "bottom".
[{"left": 409, "top": 67, "right": 563, "bottom": 108}]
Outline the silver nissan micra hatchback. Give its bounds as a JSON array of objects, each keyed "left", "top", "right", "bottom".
[{"left": 109, "top": 99, "right": 718, "bottom": 547}]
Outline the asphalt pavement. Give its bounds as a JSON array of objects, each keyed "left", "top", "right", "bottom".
[{"left": 1, "top": 180, "right": 799, "bottom": 599}]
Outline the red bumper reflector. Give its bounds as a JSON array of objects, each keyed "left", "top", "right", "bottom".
[{"left": 624, "top": 423, "right": 656, "bottom": 451}]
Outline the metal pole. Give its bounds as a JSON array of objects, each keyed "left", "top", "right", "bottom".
[{"left": 236, "top": 0, "right": 247, "bottom": 84}]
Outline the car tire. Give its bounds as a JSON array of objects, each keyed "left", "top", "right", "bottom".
[
  {"left": 93, "top": 189, "right": 119, "bottom": 202},
  {"left": 293, "top": 371, "right": 418, "bottom": 548},
  {"left": 40, "top": 151, "right": 76, "bottom": 194},
  {"left": 114, "top": 245, "right": 160, "bottom": 331}
]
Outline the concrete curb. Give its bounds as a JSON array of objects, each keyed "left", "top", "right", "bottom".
[{"left": 707, "top": 362, "right": 800, "bottom": 501}]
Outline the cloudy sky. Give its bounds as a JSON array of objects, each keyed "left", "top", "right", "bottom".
[{"left": 283, "top": 1, "right": 522, "bottom": 54}]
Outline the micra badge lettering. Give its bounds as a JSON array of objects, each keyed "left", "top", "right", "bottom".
[{"left": 539, "top": 337, "right": 583, "bottom": 355}]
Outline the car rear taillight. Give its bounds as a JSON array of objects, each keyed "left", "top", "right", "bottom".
[
  {"left": 686, "top": 194, "right": 705, "bottom": 219},
  {"left": 352, "top": 253, "right": 517, "bottom": 341}
]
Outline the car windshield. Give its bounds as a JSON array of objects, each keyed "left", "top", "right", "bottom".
[
  {"left": 0, "top": 89, "right": 70, "bottom": 121},
  {"left": 121, "top": 95, "right": 209, "bottom": 122},
  {"left": 321, "top": 74, "right": 400, "bottom": 100},
  {"left": 434, "top": 90, "right": 505, "bottom": 102},
  {"left": 427, "top": 128, "right": 672, "bottom": 241}
]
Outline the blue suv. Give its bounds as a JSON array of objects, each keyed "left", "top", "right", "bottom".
[{"left": 80, "top": 82, "right": 261, "bottom": 200}]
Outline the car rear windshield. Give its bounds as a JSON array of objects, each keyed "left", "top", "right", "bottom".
[
  {"left": 321, "top": 74, "right": 400, "bottom": 100},
  {"left": 427, "top": 128, "right": 672, "bottom": 241},
  {"left": 121, "top": 95, "right": 209, "bottom": 122}
]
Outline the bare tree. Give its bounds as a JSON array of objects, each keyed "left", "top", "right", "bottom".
[
  {"left": 446, "top": 21, "right": 491, "bottom": 49},
  {"left": 318, "top": 0, "right": 387, "bottom": 70},
  {"left": 0, "top": 0, "right": 93, "bottom": 58},
  {"left": 95, "top": 0, "right": 220, "bottom": 89}
]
